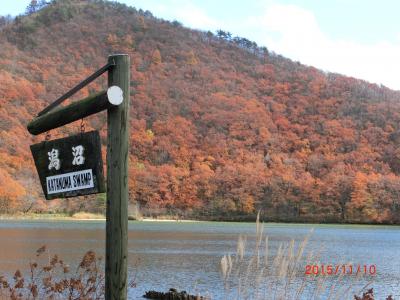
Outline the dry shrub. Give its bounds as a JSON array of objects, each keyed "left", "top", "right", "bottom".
[
  {"left": 0, "top": 245, "right": 105, "bottom": 299},
  {"left": 354, "top": 288, "right": 393, "bottom": 300}
]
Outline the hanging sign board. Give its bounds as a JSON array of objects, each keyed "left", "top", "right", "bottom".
[{"left": 30, "top": 130, "right": 105, "bottom": 200}]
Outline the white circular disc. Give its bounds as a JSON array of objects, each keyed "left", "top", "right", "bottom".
[{"left": 107, "top": 86, "right": 124, "bottom": 105}]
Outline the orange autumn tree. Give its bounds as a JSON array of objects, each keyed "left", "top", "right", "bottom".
[
  {"left": 0, "top": 169, "right": 26, "bottom": 213},
  {"left": 347, "top": 172, "right": 378, "bottom": 222},
  {"left": 151, "top": 49, "right": 162, "bottom": 65}
]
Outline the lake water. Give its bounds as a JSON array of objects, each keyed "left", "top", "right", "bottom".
[{"left": 0, "top": 220, "right": 398, "bottom": 299}]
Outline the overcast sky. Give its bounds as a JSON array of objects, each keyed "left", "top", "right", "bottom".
[{"left": 2, "top": 0, "right": 400, "bottom": 90}]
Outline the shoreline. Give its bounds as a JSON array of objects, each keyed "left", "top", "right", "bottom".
[
  {"left": 0, "top": 213, "right": 198, "bottom": 223},
  {"left": 0, "top": 213, "right": 399, "bottom": 226}
]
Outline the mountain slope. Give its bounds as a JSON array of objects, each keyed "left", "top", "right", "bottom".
[{"left": 1, "top": 0, "right": 400, "bottom": 223}]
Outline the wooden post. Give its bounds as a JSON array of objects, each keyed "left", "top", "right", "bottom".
[{"left": 106, "top": 54, "right": 130, "bottom": 300}]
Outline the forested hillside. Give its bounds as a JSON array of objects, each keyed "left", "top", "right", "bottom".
[{"left": 1, "top": 0, "right": 400, "bottom": 223}]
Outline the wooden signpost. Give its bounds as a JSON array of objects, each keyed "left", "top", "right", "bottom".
[{"left": 27, "top": 54, "right": 130, "bottom": 300}]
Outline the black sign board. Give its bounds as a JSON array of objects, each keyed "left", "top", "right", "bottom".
[{"left": 30, "top": 131, "right": 105, "bottom": 200}]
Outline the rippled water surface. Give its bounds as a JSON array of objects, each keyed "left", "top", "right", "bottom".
[{"left": 0, "top": 220, "right": 398, "bottom": 299}]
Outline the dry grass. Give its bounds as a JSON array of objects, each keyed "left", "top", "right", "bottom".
[
  {"left": 0, "top": 212, "right": 105, "bottom": 220},
  {"left": 71, "top": 212, "right": 105, "bottom": 220},
  {"left": 220, "top": 213, "right": 375, "bottom": 300}
]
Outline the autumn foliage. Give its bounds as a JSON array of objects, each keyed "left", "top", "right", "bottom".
[{"left": 1, "top": 0, "right": 400, "bottom": 223}]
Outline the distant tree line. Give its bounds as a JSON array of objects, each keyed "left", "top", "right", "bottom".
[
  {"left": 215, "top": 29, "right": 269, "bottom": 57},
  {"left": 25, "top": 0, "right": 50, "bottom": 15},
  {"left": 0, "top": 15, "right": 13, "bottom": 28}
]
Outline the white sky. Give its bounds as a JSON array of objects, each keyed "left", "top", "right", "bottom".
[{"left": 125, "top": 0, "right": 400, "bottom": 91}]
